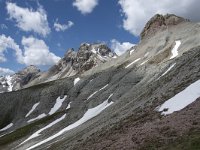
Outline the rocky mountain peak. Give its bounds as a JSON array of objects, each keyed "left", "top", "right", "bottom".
[
  {"left": 17, "top": 65, "right": 40, "bottom": 75},
  {"left": 140, "top": 14, "right": 189, "bottom": 40},
  {"left": 70, "top": 43, "right": 115, "bottom": 72},
  {"left": 64, "top": 48, "right": 75, "bottom": 58},
  {"left": 36, "top": 43, "right": 116, "bottom": 84}
]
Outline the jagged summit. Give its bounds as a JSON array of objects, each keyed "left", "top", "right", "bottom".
[
  {"left": 140, "top": 14, "right": 189, "bottom": 40},
  {"left": 17, "top": 65, "right": 40, "bottom": 75},
  {"left": 19, "top": 43, "right": 116, "bottom": 88}
]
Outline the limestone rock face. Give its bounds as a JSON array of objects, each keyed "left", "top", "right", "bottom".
[{"left": 140, "top": 14, "right": 189, "bottom": 40}]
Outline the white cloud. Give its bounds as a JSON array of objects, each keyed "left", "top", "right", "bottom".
[
  {"left": 6, "top": 2, "right": 50, "bottom": 36},
  {"left": 0, "top": 67, "right": 15, "bottom": 76},
  {"left": 21, "top": 36, "right": 60, "bottom": 66},
  {"left": 0, "top": 34, "right": 60, "bottom": 66},
  {"left": 1, "top": 24, "right": 8, "bottom": 29},
  {"left": 54, "top": 20, "right": 74, "bottom": 32},
  {"left": 0, "top": 34, "right": 23, "bottom": 63},
  {"left": 73, "top": 0, "right": 99, "bottom": 14},
  {"left": 110, "top": 39, "right": 135, "bottom": 56},
  {"left": 118, "top": 0, "right": 200, "bottom": 36}
]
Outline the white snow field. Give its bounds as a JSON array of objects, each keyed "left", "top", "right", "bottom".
[
  {"left": 125, "top": 58, "right": 141, "bottom": 68},
  {"left": 159, "top": 79, "right": 200, "bottom": 115},
  {"left": 25, "top": 102, "right": 40, "bottom": 117},
  {"left": 20, "top": 114, "right": 66, "bottom": 145},
  {"left": 26, "top": 94, "right": 114, "bottom": 150},
  {"left": 170, "top": 40, "right": 181, "bottom": 59},
  {"left": 74, "top": 77, "right": 80, "bottom": 85},
  {"left": 0, "top": 123, "right": 13, "bottom": 131},
  {"left": 49, "top": 95, "right": 67, "bottom": 115},
  {"left": 27, "top": 113, "right": 47, "bottom": 123}
]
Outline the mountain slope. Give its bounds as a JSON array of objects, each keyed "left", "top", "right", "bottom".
[{"left": 1, "top": 14, "right": 200, "bottom": 150}]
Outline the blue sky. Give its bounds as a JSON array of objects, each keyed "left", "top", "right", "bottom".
[{"left": 0, "top": 0, "right": 200, "bottom": 75}]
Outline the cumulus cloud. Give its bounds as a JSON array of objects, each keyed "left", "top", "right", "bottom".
[
  {"left": 54, "top": 20, "right": 74, "bottom": 32},
  {"left": 21, "top": 36, "right": 60, "bottom": 66},
  {"left": 0, "top": 34, "right": 23, "bottom": 63},
  {"left": 73, "top": 0, "right": 99, "bottom": 14},
  {"left": 0, "top": 34, "right": 60, "bottom": 66},
  {"left": 0, "top": 67, "right": 15, "bottom": 76},
  {"left": 118, "top": 0, "right": 200, "bottom": 36},
  {"left": 6, "top": 2, "right": 50, "bottom": 36},
  {"left": 111, "top": 39, "right": 135, "bottom": 56}
]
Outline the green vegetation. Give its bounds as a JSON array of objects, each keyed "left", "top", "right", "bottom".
[
  {"left": 167, "top": 131, "right": 200, "bottom": 150},
  {"left": 0, "top": 111, "right": 65, "bottom": 147},
  {"left": 139, "top": 130, "right": 200, "bottom": 150}
]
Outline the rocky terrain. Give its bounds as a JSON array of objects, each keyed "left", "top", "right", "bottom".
[{"left": 0, "top": 14, "right": 200, "bottom": 150}]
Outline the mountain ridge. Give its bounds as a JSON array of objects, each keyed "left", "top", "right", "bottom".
[{"left": 0, "top": 43, "right": 117, "bottom": 93}]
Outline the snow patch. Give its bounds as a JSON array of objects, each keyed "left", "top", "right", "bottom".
[
  {"left": 87, "top": 84, "right": 109, "bottom": 101},
  {"left": 66, "top": 102, "right": 71, "bottom": 110},
  {"left": 99, "top": 84, "right": 109, "bottom": 91},
  {"left": 26, "top": 102, "right": 40, "bottom": 117},
  {"left": 91, "top": 48, "right": 97, "bottom": 54},
  {"left": 158, "top": 80, "right": 200, "bottom": 115},
  {"left": 130, "top": 49, "right": 135, "bottom": 55},
  {"left": 26, "top": 94, "right": 114, "bottom": 150},
  {"left": 139, "top": 60, "right": 148, "bottom": 66},
  {"left": 27, "top": 113, "right": 46, "bottom": 123},
  {"left": 125, "top": 58, "right": 141, "bottom": 68},
  {"left": 74, "top": 77, "right": 80, "bottom": 85},
  {"left": 0, "top": 123, "right": 13, "bottom": 131},
  {"left": 6, "top": 75, "right": 13, "bottom": 91},
  {"left": 170, "top": 40, "right": 181, "bottom": 59},
  {"left": 87, "top": 91, "right": 98, "bottom": 100},
  {"left": 49, "top": 95, "right": 67, "bottom": 115},
  {"left": 144, "top": 52, "right": 149, "bottom": 57},
  {"left": 160, "top": 63, "right": 176, "bottom": 77},
  {"left": 20, "top": 114, "right": 66, "bottom": 145}
]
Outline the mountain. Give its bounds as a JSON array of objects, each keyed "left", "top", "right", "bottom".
[
  {"left": 0, "top": 65, "right": 40, "bottom": 93},
  {"left": 1, "top": 14, "right": 200, "bottom": 150},
  {"left": 0, "top": 43, "right": 116, "bottom": 93}
]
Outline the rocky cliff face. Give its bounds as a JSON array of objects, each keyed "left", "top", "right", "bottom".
[
  {"left": 50, "top": 43, "right": 115, "bottom": 76},
  {"left": 140, "top": 14, "right": 189, "bottom": 40},
  {"left": 1, "top": 14, "right": 200, "bottom": 150}
]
